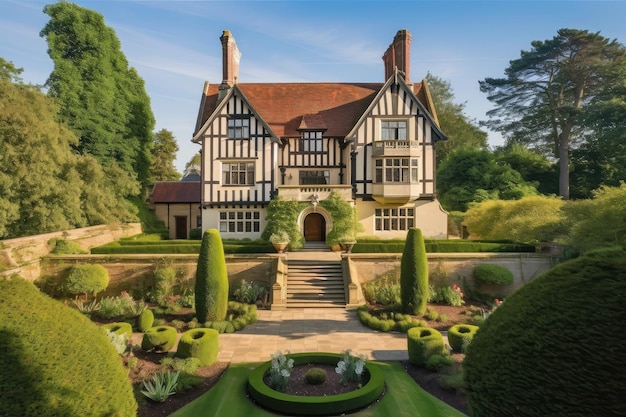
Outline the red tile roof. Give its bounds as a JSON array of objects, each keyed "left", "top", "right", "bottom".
[
  {"left": 151, "top": 182, "right": 200, "bottom": 203},
  {"left": 196, "top": 82, "right": 427, "bottom": 138}
]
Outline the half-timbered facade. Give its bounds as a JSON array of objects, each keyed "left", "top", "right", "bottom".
[{"left": 193, "top": 29, "right": 448, "bottom": 242}]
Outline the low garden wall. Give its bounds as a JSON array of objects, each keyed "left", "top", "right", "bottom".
[
  {"left": 0, "top": 223, "right": 142, "bottom": 280},
  {"left": 347, "top": 252, "right": 558, "bottom": 300}
]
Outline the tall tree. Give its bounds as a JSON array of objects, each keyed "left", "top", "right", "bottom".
[
  {"left": 494, "top": 144, "right": 558, "bottom": 195},
  {"left": 184, "top": 152, "right": 201, "bottom": 177},
  {"left": 0, "top": 71, "right": 136, "bottom": 239},
  {"left": 425, "top": 74, "right": 488, "bottom": 163},
  {"left": 40, "top": 2, "right": 155, "bottom": 190},
  {"left": 480, "top": 28, "right": 626, "bottom": 199},
  {"left": 150, "top": 129, "right": 180, "bottom": 182},
  {"left": 437, "top": 148, "right": 538, "bottom": 212}
]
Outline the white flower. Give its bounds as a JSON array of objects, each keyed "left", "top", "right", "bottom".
[
  {"left": 355, "top": 360, "right": 365, "bottom": 375},
  {"left": 287, "top": 359, "right": 294, "bottom": 368},
  {"left": 335, "top": 361, "right": 346, "bottom": 375},
  {"left": 280, "top": 369, "right": 290, "bottom": 378}
]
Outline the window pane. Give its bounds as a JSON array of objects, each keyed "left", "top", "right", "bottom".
[{"left": 220, "top": 222, "right": 227, "bottom": 232}]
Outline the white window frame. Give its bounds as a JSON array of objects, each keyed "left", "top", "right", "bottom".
[{"left": 374, "top": 158, "right": 419, "bottom": 183}]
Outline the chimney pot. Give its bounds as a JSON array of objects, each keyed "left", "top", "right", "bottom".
[{"left": 383, "top": 29, "right": 412, "bottom": 83}]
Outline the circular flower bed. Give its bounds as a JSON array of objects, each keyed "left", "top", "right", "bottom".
[{"left": 248, "top": 352, "right": 385, "bottom": 416}]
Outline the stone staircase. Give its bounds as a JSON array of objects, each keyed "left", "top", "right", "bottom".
[{"left": 285, "top": 259, "right": 346, "bottom": 308}]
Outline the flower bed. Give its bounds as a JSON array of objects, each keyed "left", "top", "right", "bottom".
[{"left": 247, "top": 352, "right": 385, "bottom": 416}]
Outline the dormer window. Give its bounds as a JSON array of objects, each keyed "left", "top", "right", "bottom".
[
  {"left": 299, "top": 131, "right": 323, "bottom": 153},
  {"left": 381, "top": 120, "right": 407, "bottom": 140},
  {"left": 228, "top": 116, "right": 250, "bottom": 139}
]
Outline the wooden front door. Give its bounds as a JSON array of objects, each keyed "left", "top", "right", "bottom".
[
  {"left": 174, "top": 216, "right": 188, "bottom": 239},
  {"left": 304, "top": 213, "right": 325, "bottom": 242}
]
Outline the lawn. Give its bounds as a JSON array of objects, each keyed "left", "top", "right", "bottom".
[{"left": 170, "top": 361, "right": 467, "bottom": 417}]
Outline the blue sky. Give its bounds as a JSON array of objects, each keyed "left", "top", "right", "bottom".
[{"left": 2, "top": 0, "right": 626, "bottom": 172}]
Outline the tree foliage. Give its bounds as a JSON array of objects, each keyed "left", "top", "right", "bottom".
[
  {"left": 463, "top": 196, "right": 567, "bottom": 244},
  {"left": 41, "top": 2, "right": 155, "bottom": 190},
  {"left": 195, "top": 229, "right": 229, "bottom": 322},
  {"left": 494, "top": 144, "right": 558, "bottom": 195},
  {"left": 0, "top": 75, "right": 136, "bottom": 239},
  {"left": 480, "top": 28, "right": 626, "bottom": 199},
  {"left": 184, "top": 152, "right": 201, "bottom": 177},
  {"left": 151, "top": 129, "right": 180, "bottom": 182},
  {"left": 425, "top": 73, "right": 488, "bottom": 163},
  {"left": 437, "top": 148, "right": 538, "bottom": 212},
  {"left": 400, "top": 228, "right": 429, "bottom": 316}
]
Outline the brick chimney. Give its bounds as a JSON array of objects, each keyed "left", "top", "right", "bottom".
[
  {"left": 219, "top": 30, "right": 241, "bottom": 98},
  {"left": 382, "top": 29, "right": 412, "bottom": 83}
]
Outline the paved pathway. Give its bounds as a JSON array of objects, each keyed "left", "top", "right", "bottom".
[{"left": 217, "top": 308, "right": 410, "bottom": 363}]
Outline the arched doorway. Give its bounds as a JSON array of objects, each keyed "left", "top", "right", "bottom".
[{"left": 304, "top": 213, "right": 326, "bottom": 242}]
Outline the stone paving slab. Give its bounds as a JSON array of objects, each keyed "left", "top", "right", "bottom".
[{"left": 217, "top": 308, "right": 410, "bottom": 363}]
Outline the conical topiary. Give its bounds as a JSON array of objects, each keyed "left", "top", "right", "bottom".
[
  {"left": 400, "top": 228, "right": 428, "bottom": 315},
  {"left": 195, "top": 229, "right": 229, "bottom": 322}
]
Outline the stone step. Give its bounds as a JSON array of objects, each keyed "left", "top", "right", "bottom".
[{"left": 285, "top": 259, "right": 346, "bottom": 308}]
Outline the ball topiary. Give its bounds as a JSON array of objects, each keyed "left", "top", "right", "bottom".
[
  {"left": 305, "top": 367, "right": 327, "bottom": 385},
  {"left": 463, "top": 247, "right": 626, "bottom": 417},
  {"left": 195, "top": 229, "right": 229, "bottom": 322},
  {"left": 473, "top": 264, "right": 514, "bottom": 285},
  {"left": 447, "top": 324, "right": 479, "bottom": 353},
  {"left": 101, "top": 322, "right": 133, "bottom": 339},
  {"left": 0, "top": 277, "right": 136, "bottom": 416},
  {"left": 141, "top": 326, "right": 177, "bottom": 352},
  {"left": 406, "top": 326, "right": 446, "bottom": 367},
  {"left": 175, "top": 328, "right": 219, "bottom": 366},
  {"left": 62, "top": 264, "right": 109, "bottom": 297},
  {"left": 400, "top": 228, "right": 429, "bottom": 315},
  {"left": 138, "top": 308, "right": 154, "bottom": 332}
]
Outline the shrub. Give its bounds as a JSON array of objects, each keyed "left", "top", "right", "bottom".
[
  {"left": 62, "top": 264, "right": 109, "bottom": 297},
  {"left": 407, "top": 327, "right": 446, "bottom": 367},
  {"left": 141, "top": 371, "right": 179, "bottom": 403},
  {"left": 105, "top": 330, "right": 130, "bottom": 356},
  {"left": 49, "top": 238, "right": 87, "bottom": 254},
  {"left": 141, "top": 326, "right": 177, "bottom": 352},
  {"left": 428, "top": 284, "right": 465, "bottom": 307},
  {"left": 463, "top": 247, "right": 626, "bottom": 417},
  {"left": 138, "top": 308, "right": 154, "bottom": 332},
  {"left": 424, "top": 354, "right": 454, "bottom": 372},
  {"left": 447, "top": 324, "right": 479, "bottom": 353},
  {"left": 361, "top": 272, "right": 400, "bottom": 306},
  {"left": 400, "top": 228, "right": 429, "bottom": 315},
  {"left": 175, "top": 328, "right": 220, "bottom": 366},
  {"left": 161, "top": 357, "right": 201, "bottom": 375},
  {"left": 153, "top": 266, "right": 177, "bottom": 306},
  {"left": 305, "top": 367, "right": 327, "bottom": 385},
  {"left": 232, "top": 280, "right": 267, "bottom": 304},
  {"left": 96, "top": 292, "right": 144, "bottom": 319},
  {"left": 261, "top": 197, "right": 307, "bottom": 250},
  {"left": 0, "top": 277, "right": 136, "bottom": 416},
  {"left": 195, "top": 229, "right": 229, "bottom": 322},
  {"left": 101, "top": 322, "right": 133, "bottom": 339},
  {"left": 356, "top": 305, "right": 426, "bottom": 333},
  {"left": 473, "top": 264, "right": 514, "bottom": 285}
]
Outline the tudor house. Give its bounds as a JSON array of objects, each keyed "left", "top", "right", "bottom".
[{"left": 192, "top": 29, "right": 448, "bottom": 244}]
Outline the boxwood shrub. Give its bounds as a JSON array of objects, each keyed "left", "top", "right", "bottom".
[
  {"left": 406, "top": 327, "right": 446, "bottom": 367},
  {"left": 141, "top": 325, "right": 177, "bottom": 352},
  {"left": 463, "top": 247, "right": 626, "bottom": 417},
  {"left": 138, "top": 308, "right": 154, "bottom": 332},
  {"left": 447, "top": 324, "right": 479, "bottom": 353},
  {"left": 101, "top": 322, "right": 133, "bottom": 339},
  {"left": 473, "top": 264, "right": 514, "bottom": 285},
  {"left": 63, "top": 264, "right": 109, "bottom": 297},
  {"left": 0, "top": 277, "right": 136, "bottom": 416},
  {"left": 175, "top": 328, "right": 219, "bottom": 366}
]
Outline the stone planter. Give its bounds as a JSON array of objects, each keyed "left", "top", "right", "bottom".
[{"left": 272, "top": 242, "right": 288, "bottom": 254}]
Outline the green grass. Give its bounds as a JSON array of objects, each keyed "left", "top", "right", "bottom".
[{"left": 170, "top": 361, "right": 467, "bottom": 417}]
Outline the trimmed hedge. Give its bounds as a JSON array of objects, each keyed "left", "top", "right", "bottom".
[
  {"left": 0, "top": 277, "right": 136, "bottom": 416},
  {"left": 101, "top": 322, "right": 133, "bottom": 339},
  {"left": 248, "top": 352, "right": 384, "bottom": 416},
  {"left": 463, "top": 247, "right": 626, "bottom": 417},
  {"left": 407, "top": 327, "right": 446, "bottom": 367},
  {"left": 356, "top": 305, "right": 426, "bottom": 333},
  {"left": 400, "top": 228, "right": 428, "bottom": 315},
  {"left": 175, "top": 328, "right": 220, "bottom": 366},
  {"left": 447, "top": 324, "right": 479, "bottom": 353},
  {"left": 141, "top": 326, "right": 177, "bottom": 352},
  {"left": 62, "top": 264, "right": 109, "bottom": 296},
  {"left": 473, "top": 264, "right": 514, "bottom": 285},
  {"left": 195, "top": 229, "right": 229, "bottom": 322},
  {"left": 138, "top": 308, "right": 154, "bottom": 332}
]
